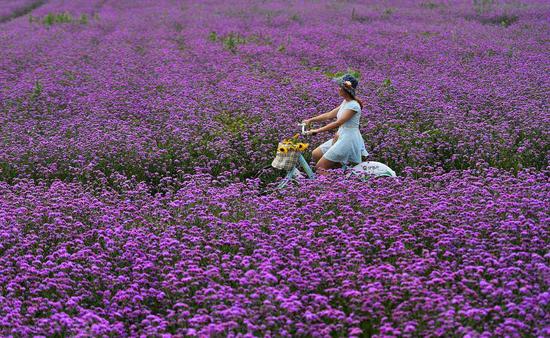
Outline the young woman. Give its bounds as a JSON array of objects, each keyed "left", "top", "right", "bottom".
[{"left": 301, "top": 73, "right": 369, "bottom": 175}]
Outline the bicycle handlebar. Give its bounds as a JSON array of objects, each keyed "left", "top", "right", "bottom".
[{"left": 299, "top": 122, "right": 308, "bottom": 135}]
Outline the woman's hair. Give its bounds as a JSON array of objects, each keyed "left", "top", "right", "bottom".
[
  {"left": 352, "top": 95, "right": 364, "bottom": 110},
  {"left": 342, "top": 81, "right": 364, "bottom": 110}
]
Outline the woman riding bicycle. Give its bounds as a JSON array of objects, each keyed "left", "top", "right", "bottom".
[{"left": 302, "top": 73, "right": 369, "bottom": 175}]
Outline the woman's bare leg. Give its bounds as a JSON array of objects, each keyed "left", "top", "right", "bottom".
[
  {"left": 312, "top": 147, "right": 323, "bottom": 163},
  {"left": 315, "top": 156, "right": 341, "bottom": 176}
]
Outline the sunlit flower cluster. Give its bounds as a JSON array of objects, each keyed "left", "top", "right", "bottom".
[{"left": 278, "top": 133, "right": 309, "bottom": 153}]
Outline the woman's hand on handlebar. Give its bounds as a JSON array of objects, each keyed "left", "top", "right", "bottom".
[
  {"left": 299, "top": 120, "right": 319, "bottom": 135},
  {"left": 304, "top": 128, "right": 319, "bottom": 136}
]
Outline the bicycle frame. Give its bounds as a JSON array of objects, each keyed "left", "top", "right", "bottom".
[
  {"left": 276, "top": 123, "right": 360, "bottom": 189},
  {"left": 274, "top": 123, "right": 392, "bottom": 189},
  {"left": 277, "top": 154, "right": 314, "bottom": 189},
  {"left": 277, "top": 154, "right": 358, "bottom": 189}
]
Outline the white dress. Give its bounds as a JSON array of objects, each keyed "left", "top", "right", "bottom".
[{"left": 319, "top": 99, "right": 369, "bottom": 165}]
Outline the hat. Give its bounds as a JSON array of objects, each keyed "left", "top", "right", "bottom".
[{"left": 333, "top": 73, "right": 359, "bottom": 97}]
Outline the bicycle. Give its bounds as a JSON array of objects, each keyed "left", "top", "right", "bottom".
[{"left": 255, "top": 123, "right": 397, "bottom": 191}]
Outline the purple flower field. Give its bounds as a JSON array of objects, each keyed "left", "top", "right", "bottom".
[{"left": 0, "top": 0, "right": 549, "bottom": 336}]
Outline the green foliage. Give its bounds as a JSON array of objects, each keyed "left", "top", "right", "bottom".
[
  {"left": 64, "top": 127, "right": 78, "bottom": 139},
  {"left": 58, "top": 70, "right": 76, "bottom": 86},
  {"left": 277, "top": 44, "right": 286, "bottom": 52},
  {"left": 506, "top": 46, "right": 515, "bottom": 58},
  {"left": 280, "top": 77, "right": 291, "bottom": 85},
  {"left": 500, "top": 15, "right": 518, "bottom": 27},
  {"left": 174, "top": 36, "right": 186, "bottom": 52},
  {"left": 376, "top": 78, "right": 396, "bottom": 103},
  {"left": 79, "top": 14, "right": 88, "bottom": 24},
  {"left": 420, "top": 1, "right": 439, "bottom": 9},
  {"left": 480, "top": 14, "right": 519, "bottom": 27},
  {"left": 382, "top": 78, "right": 394, "bottom": 90},
  {"left": 214, "top": 110, "right": 260, "bottom": 135},
  {"left": 43, "top": 12, "right": 73, "bottom": 26},
  {"left": 208, "top": 31, "right": 218, "bottom": 41},
  {"left": 31, "top": 80, "right": 43, "bottom": 100},
  {"left": 420, "top": 31, "right": 438, "bottom": 38},
  {"left": 382, "top": 7, "right": 395, "bottom": 18},
  {"left": 42, "top": 13, "right": 54, "bottom": 25},
  {"left": 209, "top": 31, "right": 271, "bottom": 53},
  {"left": 378, "top": 78, "right": 395, "bottom": 94},
  {"left": 0, "top": 162, "right": 17, "bottom": 182},
  {"left": 324, "top": 68, "right": 361, "bottom": 80},
  {"left": 289, "top": 13, "right": 301, "bottom": 22},
  {"left": 245, "top": 33, "right": 272, "bottom": 45},
  {"left": 34, "top": 11, "right": 91, "bottom": 26},
  {"left": 134, "top": 45, "right": 146, "bottom": 55},
  {"left": 155, "top": 84, "right": 166, "bottom": 94},
  {"left": 222, "top": 32, "right": 247, "bottom": 53}
]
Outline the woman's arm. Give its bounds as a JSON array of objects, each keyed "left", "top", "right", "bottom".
[
  {"left": 307, "top": 109, "right": 356, "bottom": 134},
  {"left": 303, "top": 104, "right": 341, "bottom": 123}
]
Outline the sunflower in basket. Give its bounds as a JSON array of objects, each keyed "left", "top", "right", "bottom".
[
  {"left": 277, "top": 144, "right": 289, "bottom": 153},
  {"left": 282, "top": 133, "right": 300, "bottom": 145},
  {"left": 277, "top": 133, "right": 309, "bottom": 154},
  {"left": 277, "top": 143, "right": 308, "bottom": 154},
  {"left": 296, "top": 143, "right": 308, "bottom": 151}
]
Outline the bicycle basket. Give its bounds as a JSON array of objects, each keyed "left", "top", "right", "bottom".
[{"left": 271, "top": 142, "right": 301, "bottom": 171}]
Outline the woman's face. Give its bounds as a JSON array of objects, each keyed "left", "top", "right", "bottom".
[
  {"left": 338, "top": 86, "right": 350, "bottom": 98},
  {"left": 338, "top": 86, "right": 345, "bottom": 97}
]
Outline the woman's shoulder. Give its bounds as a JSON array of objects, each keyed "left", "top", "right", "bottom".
[
  {"left": 343, "top": 99, "right": 360, "bottom": 105},
  {"left": 345, "top": 99, "right": 361, "bottom": 112}
]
